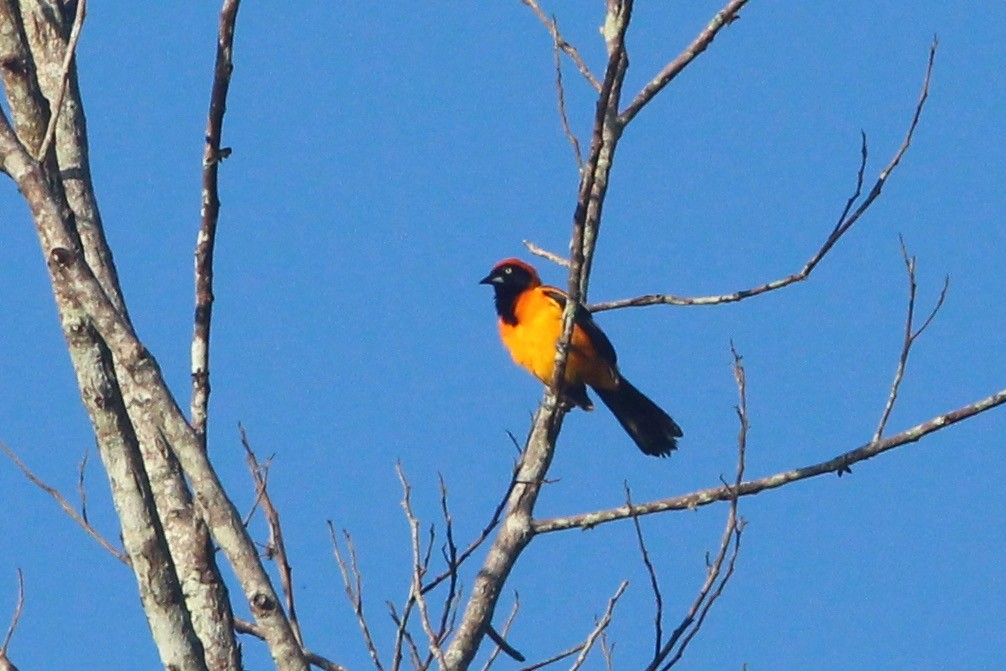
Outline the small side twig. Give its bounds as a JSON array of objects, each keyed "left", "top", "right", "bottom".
[
  {"left": 0, "top": 569, "right": 25, "bottom": 671},
  {"left": 549, "top": 14, "right": 583, "bottom": 171},
  {"left": 522, "top": 241, "right": 570, "bottom": 269},
  {"left": 240, "top": 425, "right": 302, "bottom": 645},
  {"left": 1, "top": 439, "right": 125, "bottom": 562},
  {"left": 330, "top": 524, "right": 385, "bottom": 671},
  {"left": 398, "top": 464, "right": 448, "bottom": 671},
  {"left": 388, "top": 601, "right": 423, "bottom": 671},
  {"left": 568, "top": 581, "right": 629, "bottom": 671},
  {"left": 76, "top": 450, "right": 89, "bottom": 524},
  {"left": 34, "top": 0, "right": 86, "bottom": 161},
  {"left": 234, "top": 617, "right": 349, "bottom": 671},
  {"left": 481, "top": 594, "right": 521, "bottom": 671},
  {"left": 626, "top": 484, "right": 662, "bottom": 656},
  {"left": 421, "top": 462, "right": 520, "bottom": 595},
  {"left": 873, "top": 236, "right": 949, "bottom": 442},
  {"left": 518, "top": 0, "right": 600, "bottom": 91}
]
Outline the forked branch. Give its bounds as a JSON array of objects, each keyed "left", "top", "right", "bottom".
[
  {"left": 873, "top": 237, "right": 949, "bottom": 442},
  {"left": 590, "top": 38, "right": 938, "bottom": 313}
]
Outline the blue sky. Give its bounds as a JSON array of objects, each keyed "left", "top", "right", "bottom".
[{"left": 1, "top": 2, "right": 1004, "bottom": 670}]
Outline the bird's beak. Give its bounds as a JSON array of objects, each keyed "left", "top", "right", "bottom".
[{"left": 479, "top": 273, "right": 501, "bottom": 285}]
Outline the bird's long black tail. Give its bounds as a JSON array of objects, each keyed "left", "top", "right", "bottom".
[{"left": 593, "top": 377, "right": 682, "bottom": 457}]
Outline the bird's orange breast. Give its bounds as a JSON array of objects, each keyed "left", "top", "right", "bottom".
[{"left": 498, "top": 288, "right": 617, "bottom": 389}]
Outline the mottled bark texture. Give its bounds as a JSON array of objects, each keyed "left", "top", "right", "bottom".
[{"left": 0, "top": 2, "right": 304, "bottom": 670}]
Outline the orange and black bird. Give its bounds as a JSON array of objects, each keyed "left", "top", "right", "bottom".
[{"left": 480, "top": 258, "right": 682, "bottom": 457}]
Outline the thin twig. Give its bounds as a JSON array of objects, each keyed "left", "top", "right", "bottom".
[
  {"left": 435, "top": 475, "right": 459, "bottom": 644},
  {"left": 422, "top": 464, "right": 520, "bottom": 595},
  {"left": 626, "top": 484, "right": 662, "bottom": 656},
  {"left": 192, "top": 0, "right": 242, "bottom": 449},
  {"left": 481, "top": 594, "right": 521, "bottom": 671},
  {"left": 591, "top": 38, "right": 939, "bottom": 313},
  {"left": 388, "top": 601, "right": 423, "bottom": 671},
  {"left": 549, "top": 14, "right": 583, "bottom": 171},
  {"left": 568, "top": 581, "right": 628, "bottom": 671},
  {"left": 234, "top": 617, "right": 349, "bottom": 671},
  {"left": 522, "top": 241, "right": 570, "bottom": 269},
  {"left": 873, "top": 237, "right": 949, "bottom": 442},
  {"left": 518, "top": 644, "right": 583, "bottom": 671},
  {"left": 619, "top": 0, "right": 748, "bottom": 126},
  {"left": 76, "top": 450, "right": 89, "bottom": 525},
  {"left": 34, "top": 0, "right": 86, "bottom": 161},
  {"left": 599, "top": 631, "right": 615, "bottom": 671},
  {"left": 330, "top": 524, "right": 385, "bottom": 671},
  {"left": 1, "top": 439, "right": 125, "bottom": 561},
  {"left": 1, "top": 569, "right": 24, "bottom": 655},
  {"left": 398, "top": 465, "right": 448, "bottom": 671},
  {"left": 518, "top": 0, "right": 600, "bottom": 91},
  {"left": 240, "top": 425, "right": 303, "bottom": 646},
  {"left": 647, "top": 347, "right": 747, "bottom": 671}
]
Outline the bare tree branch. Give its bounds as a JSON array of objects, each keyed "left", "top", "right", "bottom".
[
  {"left": 1, "top": 438, "right": 125, "bottom": 560},
  {"left": 33, "top": 0, "right": 85, "bottom": 161},
  {"left": 421, "top": 462, "right": 520, "bottom": 595},
  {"left": 648, "top": 346, "right": 748, "bottom": 671},
  {"left": 0, "top": 569, "right": 24, "bottom": 671},
  {"left": 480, "top": 594, "right": 520, "bottom": 671},
  {"left": 590, "top": 38, "right": 938, "bottom": 313},
  {"left": 535, "top": 385, "right": 1005, "bottom": 534},
  {"left": 626, "top": 484, "right": 662, "bottom": 656},
  {"left": 192, "top": 0, "right": 241, "bottom": 448},
  {"left": 619, "top": 0, "right": 748, "bottom": 126},
  {"left": 241, "top": 426, "right": 303, "bottom": 646},
  {"left": 522, "top": 240, "right": 570, "bottom": 268},
  {"left": 330, "top": 524, "right": 385, "bottom": 671},
  {"left": 873, "top": 237, "right": 949, "bottom": 442},
  {"left": 518, "top": 0, "right": 600, "bottom": 91},
  {"left": 568, "top": 581, "right": 628, "bottom": 671},
  {"left": 548, "top": 15, "right": 583, "bottom": 171},
  {"left": 399, "top": 465, "right": 448, "bottom": 671},
  {"left": 234, "top": 618, "right": 349, "bottom": 671}
]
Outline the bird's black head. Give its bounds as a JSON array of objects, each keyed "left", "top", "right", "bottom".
[{"left": 480, "top": 259, "right": 541, "bottom": 324}]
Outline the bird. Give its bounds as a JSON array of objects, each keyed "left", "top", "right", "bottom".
[{"left": 480, "top": 258, "right": 682, "bottom": 457}]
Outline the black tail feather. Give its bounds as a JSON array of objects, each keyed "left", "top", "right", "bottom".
[{"left": 593, "top": 377, "right": 682, "bottom": 457}]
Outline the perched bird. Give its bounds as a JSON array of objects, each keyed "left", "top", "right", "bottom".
[{"left": 480, "top": 258, "right": 682, "bottom": 457}]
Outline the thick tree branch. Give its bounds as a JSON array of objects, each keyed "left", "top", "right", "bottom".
[
  {"left": 0, "top": 110, "right": 305, "bottom": 670},
  {"left": 444, "top": 5, "right": 635, "bottom": 669}
]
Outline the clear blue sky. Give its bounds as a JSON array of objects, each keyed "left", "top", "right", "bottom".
[{"left": 1, "top": 2, "right": 1003, "bottom": 670}]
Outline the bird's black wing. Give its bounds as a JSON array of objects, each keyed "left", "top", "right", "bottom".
[{"left": 542, "top": 287, "right": 618, "bottom": 367}]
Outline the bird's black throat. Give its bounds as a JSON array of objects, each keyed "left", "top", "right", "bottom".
[{"left": 491, "top": 285, "right": 521, "bottom": 326}]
